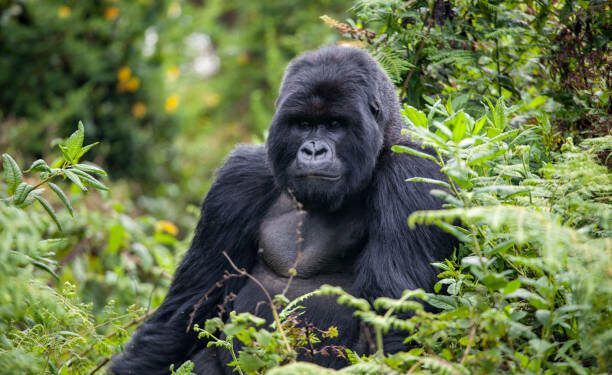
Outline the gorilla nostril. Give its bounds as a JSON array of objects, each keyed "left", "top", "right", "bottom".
[{"left": 298, "top": 140, "right": 331, "bottom": 163}]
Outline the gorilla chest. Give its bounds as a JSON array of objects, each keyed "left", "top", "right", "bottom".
[
  {"left": 249, "top": 193, "right": 367, "bottom": 298},
  {"left": 260, "top": 194, "right": 366, "bottom": 276},
  {"left": 228, "top": 195, "right": 372, "bottom": 365}
]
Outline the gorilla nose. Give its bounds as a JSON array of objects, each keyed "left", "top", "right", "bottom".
[{"left": 298, "top": 140, "right": 332, "bottom": 165}]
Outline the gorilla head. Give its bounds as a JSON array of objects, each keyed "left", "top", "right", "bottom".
[{"left": 266, "top": 47, "right": 403, "bottom": 211}]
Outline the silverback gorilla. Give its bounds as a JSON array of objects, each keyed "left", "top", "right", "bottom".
[{"left": 111, "top": 46, "right": 456, "bottom": 374}]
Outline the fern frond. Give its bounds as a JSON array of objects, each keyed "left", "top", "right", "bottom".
[{"left": 370, "top": 47, "right": 413, "bottom": 83}]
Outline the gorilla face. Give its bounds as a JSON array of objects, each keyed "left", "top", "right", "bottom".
[{"left": 267, "top": 47, "right": 387, "bottom": 211}]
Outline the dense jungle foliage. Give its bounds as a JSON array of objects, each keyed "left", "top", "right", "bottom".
[{"left": 0, "top": 0, "right": 610, "bottom": 374}]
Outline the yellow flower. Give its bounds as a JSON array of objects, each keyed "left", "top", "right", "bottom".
[
  {"left": 167, "top": 2, "right": 181, "bottom": 18},
  {"left": 58, "top": 6, "right": 71, "bottom": 19},
  {"left": 236, "top": 52, "right": 250, "bottom": 65},
  {"left": 117, "top": 66, "right": 131, "bottom": 82},
  {"left": 156, "top": 220, "right": 179, "bottom": 236},
  {"left": 165, "top": 94, "right": 180, "bottom": 113},
  {"left": 126, "top": 77, "right": 140, "bottom": 92},
  {"left": 132, "top": 102, "right": 147, "bottom": 118},
  {"left": 104, "top": 6, "right": 119, "bottom": 20},
  {"left": 166, "top": 66, "right": 180, "bottom": 82},
  {"left": 203, "top": 93, "right": 220, "bottom": 108}
]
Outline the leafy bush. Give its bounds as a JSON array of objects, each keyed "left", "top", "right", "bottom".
[
  {"left": 323, "top": 0, "right": 610, "bottom": 134},
  {"left": 186, "top": 99, "right": 611, "bottom": 374},
  {"left": 0, "top": 122, "right": 190, "bottom": 374}
]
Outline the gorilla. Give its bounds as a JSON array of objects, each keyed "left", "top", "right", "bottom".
[{"left": 111, "top": 46, "right": 456, "bottom": 374}]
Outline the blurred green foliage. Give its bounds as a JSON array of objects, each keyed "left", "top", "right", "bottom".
[
  {"left": 328, "top": 0, "right": 610, "bottom": 132},
  {"left": 0, "top": 0, "right": 182, "bottom": 181},
  {"left": 0, "top": 122, "right": 190, "bottom": 373}
]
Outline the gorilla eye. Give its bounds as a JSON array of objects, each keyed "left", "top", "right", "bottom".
[
  {"left": 299, "top": 121, "right": 310, "bottom": 127},
  {"left": 330, "top": 120, "right": 340, "bottom": 127}
]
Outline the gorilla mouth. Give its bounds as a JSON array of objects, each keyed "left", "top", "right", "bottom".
[{"left": 297, "top": 173, "right": 341, "bottom": 181}]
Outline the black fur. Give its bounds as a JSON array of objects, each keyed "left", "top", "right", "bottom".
[{"left": 111, "top": 46, "right": 456, "bottom": 374}]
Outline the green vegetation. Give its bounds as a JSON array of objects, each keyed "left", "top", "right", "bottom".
[{"left": 0, "top": 0, "right": 609, "bottom": 374}]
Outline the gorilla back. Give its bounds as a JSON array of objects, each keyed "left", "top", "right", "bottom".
[{"left": 110, "top": 46, "right": 457, "bottom": 375}]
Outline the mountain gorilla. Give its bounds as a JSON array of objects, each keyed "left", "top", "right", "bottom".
[{"left": 111, "top": 46, "right": 456, "bottom": 374}]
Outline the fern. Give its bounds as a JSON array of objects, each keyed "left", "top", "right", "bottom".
[{"left": 370, "top": 47, "right": 413, "bottom": 84}]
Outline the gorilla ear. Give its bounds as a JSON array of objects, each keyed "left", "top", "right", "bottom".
[{"left": 369, "top": 96, "right": 381, "bottom": 118}]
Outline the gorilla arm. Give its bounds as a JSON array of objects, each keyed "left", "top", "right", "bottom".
[
  {"left": 354, "top": 140, "right": 458, "bottom": 352},
  {"left": 110, "top": 145, "right": 280, "bottom": 375}
]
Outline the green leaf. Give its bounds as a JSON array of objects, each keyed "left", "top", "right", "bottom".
[
  {"left": 447, "top": 281, "right": 461, "bottom": 295},
  {"left": 426, "top": 98, "right": 442, "bottom": 123},
  {"left": 25, "top": 159, "right": 51, "bottom": 173},
  {"left": 237, "top": 352, "right": 265, "bottom": 372},
  {"left": 466, "top": 144, "right": 507, "bottom": 166},
  {"left": 444, "top": 111, "right": 468, "bottom": 142},
  {"left": 48, "top": 182, "right": 74, "bottom": 217},
  {"left": 473, "top": 116, "right": 487, "bottom": 135},
  {"left": 34, "top": 195, "right": 63, "bottom": 232},
  {"left": 73, "top": 162, "right": 107, "bottom": 176},
  {"left": 58, "top": 144, "right": 73, "bottom": 164},
  {"left": 69, "top": 168, "right": 109, "bottom": 191},
  {"left": 434, "top": 282, "right": 442, "bottom": 293},
  {"left": 106, "top": 224, "right": 125, "bottom": 254},
  {"left": 485, "top": 239, "right": 515, "bottom": 256},
  {"left": 14, "top": 190, "right": 41, "bottom": 208},
  {"left": 402, "top": 105, "right": 428, "bottom": 127},
  {"left": 473, "top": 185, "right": 530, "bottom": 199},
  {"left": 426, "top": 294, "right": 458, "bottom": 310},
  {"left": 505, "top": 288, "right": 549, "bottom": 309},
  {"left": 486, "top": 126, "right": 502, "bottom": 138},
  {"left": 490, "top": 129, "right": 519, "bottom": 143},
  {"left": 2, "top": 153, "right": 23, "bottom": 195},
  {"left": 64, "top": 121, "right": 85, "bottom": 162},
  {"left": 63, "top": 169, "right": 87, "bottom": 192},
  {"left": 75, "top": 142, "right": 100, "bottom": 161},
  {"left": 526, "top": 95, "right": 547, "bottom": 109},
  {"left": 503, "top": 279, "right": 521, "bottom": 294},
  {"left": 445, "top": 95, "right": 453, "bottom": 115},
  {"left": 13, "top": 182, "right": 34, "bottom": 205},
  {"left": 391, "top": 145, "right": 438, "bottom": 162},
  {"left": 432, "top": 121, "right": 452, "bottom": 141},
  {"left": 32, "top": 259, "right": 60, "bottom": 280},
  {"left": 529, "top": 339, "right": 554, "bottom": 356},
  {"left": 535, "top": 309, "right": 551, "bottom": 326},
  {"left": 481, "top": 273, "right": 508, "bottom": 290},
  {"left": 462, "top": 256, "right": 489, "bottom": 268},
  {"left": 405, "top": 177, "right": 451, "bottom": 190}
]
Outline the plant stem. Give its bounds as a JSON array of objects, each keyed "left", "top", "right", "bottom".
[
  {"left": 227, "top": 338, "right": 244, "bottom": 375},
  {"left": 222, "top": 251, "right": 294, "bottom": 357},
  {"left": 375, "top": 326, "right": 384, "bottom": 366},
  {"left": 400, "top": 10, "right": 433, "bottom": 101},
  {"left": 494, "top": 10, "right": 502, "bottom": 97}
]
